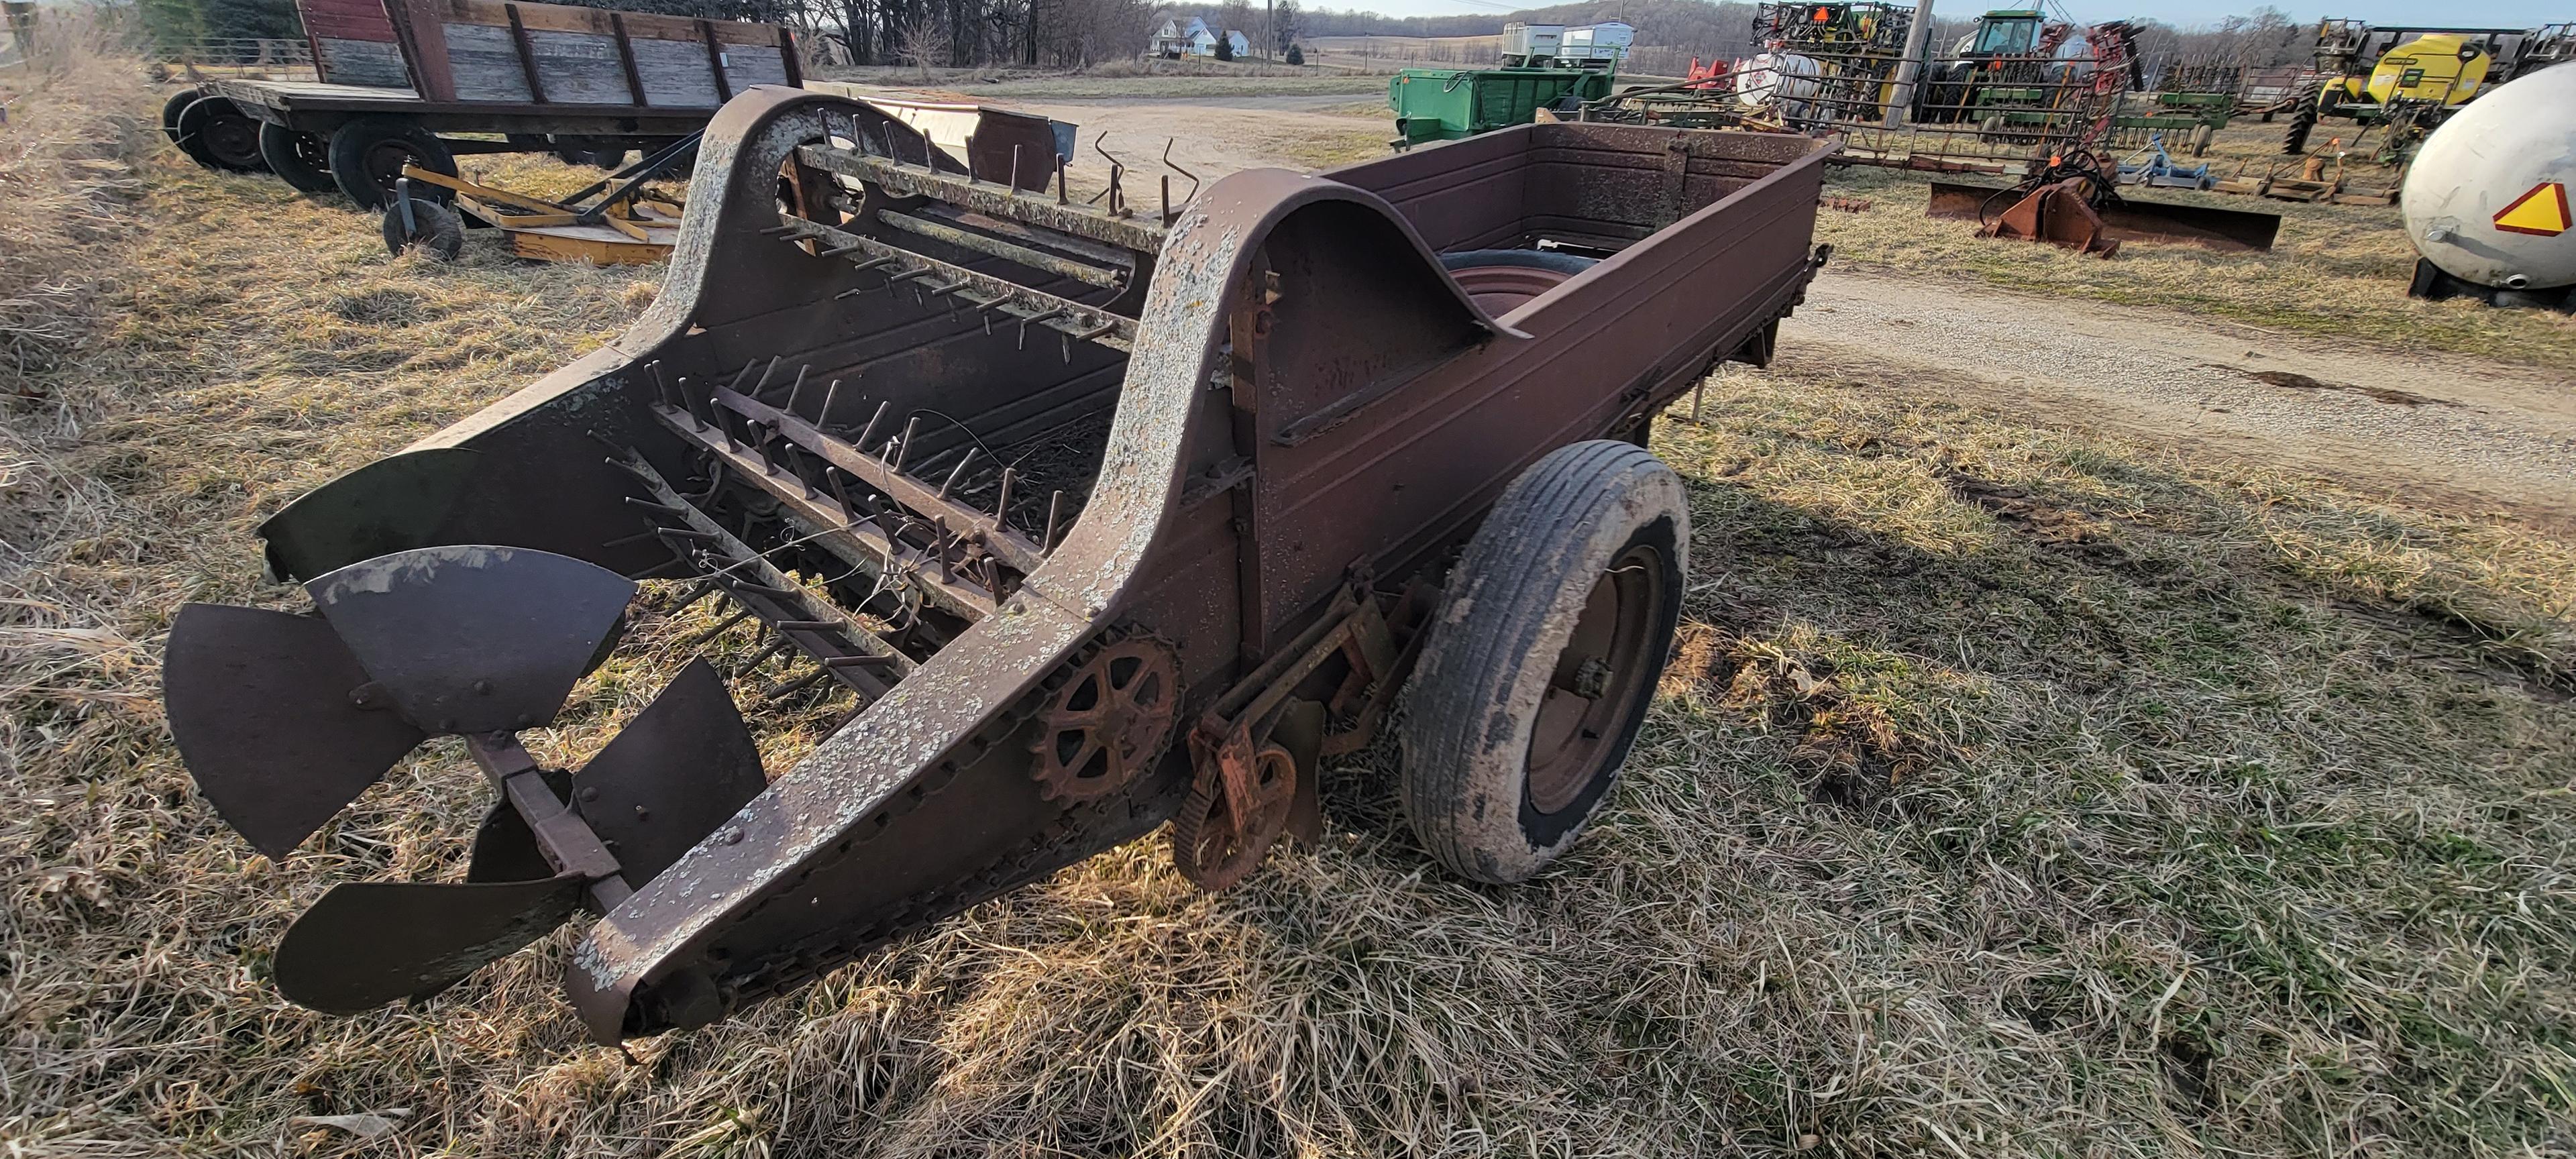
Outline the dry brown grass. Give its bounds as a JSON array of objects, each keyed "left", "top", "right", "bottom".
[
  {"left": 1815, "top": 119, "right": 2576, "bottom": 368},
  {"left": 4, "top": 52, "right": 2575, "bottom": 1158}
]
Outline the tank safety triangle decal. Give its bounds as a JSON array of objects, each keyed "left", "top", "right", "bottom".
[{"left": 2493, "top": 182, "right": 2569, "bottom": 238}]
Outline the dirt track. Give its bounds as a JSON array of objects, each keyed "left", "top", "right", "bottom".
[{"left": 1784, "top": 271, "right": 2576, "bottom": 530}]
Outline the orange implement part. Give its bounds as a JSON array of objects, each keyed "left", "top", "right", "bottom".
[{"left": 1976, "top": 178, "right": 2121, "bottom": 258}]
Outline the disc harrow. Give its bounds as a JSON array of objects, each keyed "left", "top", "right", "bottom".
[{"left": 158, "top": 87, "right": 1834, "bottom": 1042}]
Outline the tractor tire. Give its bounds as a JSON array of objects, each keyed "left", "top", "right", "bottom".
[
  {"left": 2282, "top": 85, "right": 2320, "bottom": 155},
  {"left": 258, "top": 122, "right": 339, "bottom": 194},
  {"left": 329, "top": 117, "right": 458, "bottom": 209},
  {"left": 175, "top": 96, "right": 270, "bottom": 173},
  {"left": 1398, "top": 439, "right": 1688, "bottom": 885},
  {"left": 381, "top": 193, "right": 466, "bottom": 262},
  {"left": 160, "top": 87, "right": 201, "bottom": 145}
]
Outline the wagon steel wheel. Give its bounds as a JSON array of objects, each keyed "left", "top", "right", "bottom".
[
  {"left": 328, "top": 118, "right": 458, "bottom": 209},
  {"left": 176, "top": 97, "right": 268, "bottom": 173},
  {"left": 259, "top": 123, "right": 337, "bottom": 195},
  {"left": 382, "top": 194, "right": 466, "bottom": 262},
  {"left": 1399, "top": 439, "right": 1688, "bottom": 885},
  {"left": 1171, "top": 744, "right": 1297, "bottom": 892},
  {"left": 160, "top": 88, "right": 201, "bottom": 146}
]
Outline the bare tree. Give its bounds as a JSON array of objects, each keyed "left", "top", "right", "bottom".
[{"left": 896, "top": 3, "right": 947, "bottom": 76}]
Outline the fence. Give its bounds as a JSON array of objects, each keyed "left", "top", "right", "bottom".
[{"left": 162, "top": 37, "right": 317, "bottom": 78}]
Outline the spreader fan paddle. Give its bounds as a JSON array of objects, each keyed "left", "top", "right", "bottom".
[
  {"left": 163, "top": 546, "right": 634, "bottom": 857},
  {"left": 466, "top": 659, "right": 769, "bottom": 889}
]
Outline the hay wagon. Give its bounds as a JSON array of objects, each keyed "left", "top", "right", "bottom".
[{"left": 161, "top": 0, "right": 798, "bottom": 207}]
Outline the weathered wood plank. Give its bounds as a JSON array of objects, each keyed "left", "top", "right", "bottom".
[
  {"left": 443, "top": 21, "right": 533, "bottom": 102},
  {"left": 525, "top": 30, "right": 632, "bottom": 105},
  {"left": 315, "top": 37, "right": 411, "bottom": 87},
  {"left": 631, "top": 37, "right": 721, "bottom": 107}
]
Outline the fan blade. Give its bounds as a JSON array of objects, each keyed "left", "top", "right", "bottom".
[
  {"left": 574, "top": 659, "right": 768, "bottom": 887},
  {"left": 273, "top": 875, "right": 586, "bottom": 1014},
  {"left": 257, "top": 447, "right": 482, "bottom": 583},
  {"left": 164, "top": 604, "right": 428, "bottom": 857},
  {"left": 305, "top": 546, "right": 636, "bottom": 736}
]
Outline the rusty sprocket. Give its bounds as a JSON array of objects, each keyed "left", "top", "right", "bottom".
[
  {"left": 1171, "top": 742, "right": 1295, "bottom": 891},
  {"left": 1028, "top": 637, "right": 1179, "bottom": 802}
]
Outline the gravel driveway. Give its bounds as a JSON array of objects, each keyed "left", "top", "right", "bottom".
[{"left": 1784, "top": 270, "right": 2576, "bottom": 529}]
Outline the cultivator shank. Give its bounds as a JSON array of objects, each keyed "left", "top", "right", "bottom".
[{"left": 162, "top": 87, "right": 1834, "bottom": 1041}]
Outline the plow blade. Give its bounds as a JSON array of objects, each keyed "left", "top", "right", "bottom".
[
  {"left": 274, "top": 874, "right": 587, "bottom": 1013},
  {"left": 1927, "top": 180, "right": 2281, "bottom": 252}
]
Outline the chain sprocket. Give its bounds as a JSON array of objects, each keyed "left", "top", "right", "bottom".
[
  {"left": 1171, "top": 742, "right": 1295, "bottom": 892},
  {"left": 1028, "top": 636, "right": 1179, "bottom": 803}
]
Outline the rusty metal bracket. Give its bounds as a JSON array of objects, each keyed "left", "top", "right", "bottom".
[{"left": 1183, "top": 580, "right": 1410, "bottom": 827}]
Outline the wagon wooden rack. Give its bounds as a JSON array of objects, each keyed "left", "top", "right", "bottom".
[{"left": 161, "top": 0, "right": 797, "bottom": 209}]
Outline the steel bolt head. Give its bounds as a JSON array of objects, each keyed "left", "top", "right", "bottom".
[
  {"left": 471, "top": 679, "right": 493, "bottom": 695},
  {"left": 718, "top": 828, "right": 743, "bottom": 845}
]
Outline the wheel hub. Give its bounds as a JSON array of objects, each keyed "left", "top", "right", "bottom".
[{"left": 1525, "top": 543, "right": 1664, "bottom": 815}]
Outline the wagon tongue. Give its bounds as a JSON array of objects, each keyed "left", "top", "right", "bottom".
[{"left": 162, "top": 546, "right": 767, "bottom": 1013}]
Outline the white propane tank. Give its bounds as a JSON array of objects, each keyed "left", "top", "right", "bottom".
[{"left": 2402, "top": 62, "right": 2576, "bottom": 292}]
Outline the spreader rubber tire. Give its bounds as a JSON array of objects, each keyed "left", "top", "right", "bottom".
[
  {"left": 382, "top": 195, "right": 466, "bottom": 262},
  {"left": 176, "top": 96, "right": 269, "bottom": 173},
  {"left": 160, "top": 88, "right": 202, "bottom": 145},
  {"left": 1399, "top": 439, "right": 1688, "bottom": 885},
  {"left": 258, "top": 122, "right": 339, "bottom": 194},
  {"left": 329, "top": 117, "right": 458, "bottom": 209}
]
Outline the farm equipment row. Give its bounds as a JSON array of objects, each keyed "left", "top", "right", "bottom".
[{"left": 163, "top": 87, "right": 1836, "bottom": 1039}]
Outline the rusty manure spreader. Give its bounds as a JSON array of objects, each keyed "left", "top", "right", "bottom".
[{"left": 163, "top": 87, "right": 1832, "bottom": 1042}]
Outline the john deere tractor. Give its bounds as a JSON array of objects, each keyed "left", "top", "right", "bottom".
[{"left": 2282, "top": 19, "right": 2574, "bottom": 157}]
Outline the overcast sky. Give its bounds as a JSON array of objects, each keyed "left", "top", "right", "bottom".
[{"left": 1338, "top": 0, "right": 2562, "bottom": 31}]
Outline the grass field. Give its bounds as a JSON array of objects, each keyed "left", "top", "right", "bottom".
[
  {"left": 5, "top": 48, "right": 2575, "bottom": 1158},
  {"left": 1813, "top": 119, "right": 2576, "bottom": 368}
]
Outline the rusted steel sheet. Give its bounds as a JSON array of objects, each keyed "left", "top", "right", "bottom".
[
  {"left": 159, "top": 85, "right": 1833, "bottom": 1042},
  {"left": 1927, "top": 178, "right": 2282, "bottom": 252}
]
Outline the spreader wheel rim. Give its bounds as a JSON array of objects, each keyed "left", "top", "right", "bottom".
[{"left": 1523, "top": 541, "right": 1668, "bottom": 815}]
